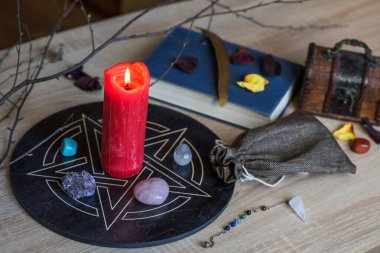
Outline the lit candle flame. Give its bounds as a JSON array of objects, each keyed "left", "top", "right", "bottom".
[{"left": 125, "top": 67, "right": 130, "bottom": 87}]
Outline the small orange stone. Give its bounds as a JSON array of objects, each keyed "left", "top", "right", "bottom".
[{"left": 352, "top": 138, "right": 370, "bottom": 154}]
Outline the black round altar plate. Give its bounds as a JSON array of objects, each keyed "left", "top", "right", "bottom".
[{"left": 10, "top": 102, "right": 234, "bottom": 248}]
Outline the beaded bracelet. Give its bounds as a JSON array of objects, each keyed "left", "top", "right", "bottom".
[{"left": 201, "top": 196, "right": 306, "bottom": 248}]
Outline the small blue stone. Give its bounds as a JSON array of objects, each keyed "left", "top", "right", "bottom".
[
  {"left": 224, "top": 225, "right": 230, "bottom": 231},
  {"left": 230, "top": 221, "right": 236, "bottom": 227},
  {"left": 61, "top": 138, "right": 78, "bottom": 157},
  {"left": 236, "top": 218, "right": 241, "bottom": 224}
]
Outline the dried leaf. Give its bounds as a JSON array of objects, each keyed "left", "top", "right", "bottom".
[
  {"left": 362, "top": 118, "right": 380, "bottom": 144},
  {"left": 229, "top": 47, "right": 255, "bottom": 65},
  {"left": 199, "top": 28, "right": 230, "bottom": 107},
  {"left": 262, "top": 54, "right": 281, "bottom": 76},
  {"left": 333, "top": 122, "right": 356, "bottom": 140},
  {"left": 173, "top": 56, "right": 198, "bottom": 73}
]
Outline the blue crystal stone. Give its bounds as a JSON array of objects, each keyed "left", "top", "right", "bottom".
[
  {"left": 231, "top": 221, "right": 236, "bottom": 227},
  {"left": 61, "top": 138, "right": 78, "bottom": 157},
  {"left": 173, "top": 143, "right": 192, "bottom": 166},
  {"left": 236, "top": 218, "right": 241, "bottom": 224},
  {"left": 224, "top": 225, "right": 231, "bottom": 231}
]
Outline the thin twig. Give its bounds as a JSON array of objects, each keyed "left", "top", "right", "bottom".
[
  {"left": 0, "top": 0, "right": 340, "bottom": 167},
  {"left": 77, "top": 0, "right": 95, "bottom": 52},
  {"left": 0, "top": 0, "right": 81, "bottom": 166},
  {"left": 0, "top": 113, "right": 74, "bottom": 169},
  {"left": 0, "top": 90, "right": 24, "bottom": 123},
  {"left": 11, "top": 0, "right": 23, "bottom": 89},
  {"left": 207, "top": 4, "right": 215, "bottom": 31},
  {"left": 213, "top": 1, "right": 341, "bottom": 30},
  {"left": 0, "top": 46, "right": 14, "bottom": 72},
  {"left": 150, "top": 20, "right": 195, "bottom": 86},
  {"left": 0, "top": 0, "right": 216, "bottom": 105}
]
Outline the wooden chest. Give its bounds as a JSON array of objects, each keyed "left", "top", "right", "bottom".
[{"left": 299, "top": 39, "right": 380, "bottom": 124}]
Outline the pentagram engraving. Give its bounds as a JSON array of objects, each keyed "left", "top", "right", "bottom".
[
  {"left": 10, "top": 103, "right": 234, "bottom": 247},
  {"left": 26, "top": 114, "right": 210, "bottom": 230}
]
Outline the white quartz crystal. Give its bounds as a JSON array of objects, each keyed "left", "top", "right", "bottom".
[
  {"left": 173, "top": 143, "right": 192, "bottom": 166},
  {"left": 289, "top": 196, "right": 307, "bottom": 223}
]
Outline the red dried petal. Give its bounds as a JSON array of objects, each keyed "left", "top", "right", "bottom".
[
  {"left": 229, "top": 47, "right": 255, "bottom": 65},
  {"left": 65, "top": 66, "right": 102, "bottom": 91},
  {"left": 75, "top": 76, "right": 101, "bottom": 91},
  {"left": 65, "top": 66, "right": 84, "bottom": 80},
  {"left": 262, "top": 54, "right": 281, "bottom": 76},
  {"left": 173, "top": 56, "right": 198, "bottom": 73}
]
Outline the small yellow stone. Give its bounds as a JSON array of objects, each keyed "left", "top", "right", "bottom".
[
  {"left": 333, "top": 122, "right": 356, "bottom": 141},
  {"left": 236, "top": 74, "right": 269, "bottom": 93}
]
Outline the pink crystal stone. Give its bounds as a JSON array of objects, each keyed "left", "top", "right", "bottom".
[{"left": 133, "top": 177, "right": 169, "bottom": 205}]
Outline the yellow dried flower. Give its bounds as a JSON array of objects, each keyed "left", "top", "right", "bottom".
[
  {"left": 236, "top": 74, "right": 269, "bottom": 93},
  {"left": 333, "top": 122, "right": 356, "bottom": 140}
]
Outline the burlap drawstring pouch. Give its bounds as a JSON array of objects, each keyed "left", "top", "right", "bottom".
[{"left": 210, "top": 111, "right": 356, "bottom": 186}]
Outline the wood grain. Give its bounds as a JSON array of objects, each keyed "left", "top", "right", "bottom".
[{"left": 1, "top": 0, "right": 380, "bottom": 252}]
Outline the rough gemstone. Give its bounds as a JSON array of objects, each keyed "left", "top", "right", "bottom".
[
  {"left": 61, "top": 138, "right": 78, "bottom": 157},
  {"left": 133, "top": 177, "right": 169, "bottom": 205},
  {"left": 352, "top": 138, "right": 370, "bottom": 154},
  {"left": 289, "top": 196, "right": 307, "bottom": 223},
  {"left": 173, "top": 143, "right": 192, "bottom": 166},
  {"left": 62, "top": 170, "right": 96, "bottom": 199}
]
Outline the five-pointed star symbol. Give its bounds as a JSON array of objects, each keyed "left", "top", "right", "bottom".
[{"left": 27, "top": 114, "right": 210, "bottom": 230}]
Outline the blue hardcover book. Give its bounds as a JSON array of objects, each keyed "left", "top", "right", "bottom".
[{"left": 145, "top": 27, "right": 303, "bottom": 128}]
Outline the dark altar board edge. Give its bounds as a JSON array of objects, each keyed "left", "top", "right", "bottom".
[
  {"left": 10, "top": 174, "right": 235, "bottom": 248},
  {"left": 9, "top": 101, "right": 236, "bottom": 248}
]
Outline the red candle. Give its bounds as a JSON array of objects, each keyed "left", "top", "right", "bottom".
[{"left": 101, "top": 62, "right": 150, "bottom": 178}]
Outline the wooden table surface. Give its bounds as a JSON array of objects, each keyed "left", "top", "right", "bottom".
[{"left": 1, "top": 0, "right": 379, "bottom": 252}]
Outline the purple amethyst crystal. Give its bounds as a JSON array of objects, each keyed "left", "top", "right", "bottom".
[
  {"left": 62, "top": 170, "right": 96, "bottom": 199},
  {"left": 262, "top": 54, "right": 281, "bottom": 76}
]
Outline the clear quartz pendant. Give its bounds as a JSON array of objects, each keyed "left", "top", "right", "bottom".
[{"left": 289, "top": 196, "right": 307, "bottom": 223}]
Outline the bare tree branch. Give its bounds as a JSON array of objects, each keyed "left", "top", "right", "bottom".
[
  {"left": 0, "top": 46, "right": 14, "bottom": 72},
  {"left": 212, "top": 1, "right": 341, "bottom": 30},
  {"left": 0, "top": 0, "right": 340, "bottom": 167},
  {"left": 77, "top": 0, "right": 95, "bottom": 52},
  {"left": 11, "top": 0, "right": 23, "bottom": 89},
  {"left": 0, "top": 0, "right": 216, "bottom": 106}
]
